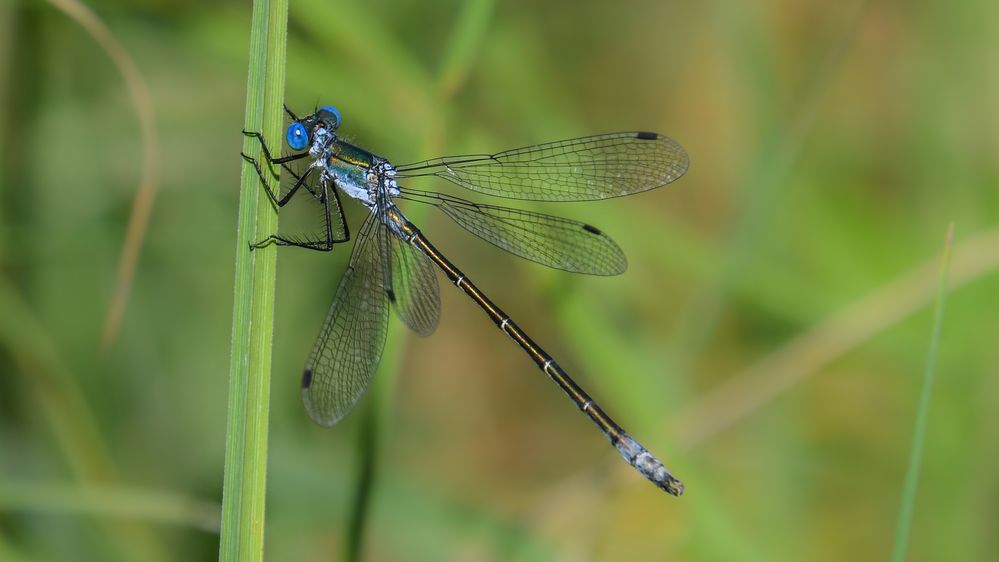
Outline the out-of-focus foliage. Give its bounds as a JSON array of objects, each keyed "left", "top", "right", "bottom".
[{"left": 0, "top": 0, "right": 996, "bottom": 560}]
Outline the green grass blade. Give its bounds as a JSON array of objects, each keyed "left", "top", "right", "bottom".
[
  {"left": 219, "top": 0, "right": 289, "bottom": 560},
  {"left": 0, "top": 481, "right": 220, "bottom": 532},
  {"left": 345, "top": 402, "right": 378, "bottom": 562},
  {"left": 436, "top": 0, "right": 495, "bottom": 98},
  {"left": 890, "top": 223, "right": 955, "bottom": 562},
  {"left": 342, "top": 5, "right": 495, "bottom": 560},
  {"left": 0, "top": 278, "right": 170, "bottom": 562},
  {"left": 664, "top": 0, "right": 873, "bottom": 375},
  {"left": 43, "top": 0, "right": 161, "bottom": 352}
]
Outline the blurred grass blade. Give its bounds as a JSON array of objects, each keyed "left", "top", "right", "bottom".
[
  {"left": 345, "top": 403, "right": 378, "bottom": 562},
  {"left": 44, "top": 0, "right": 160, "bottom": 352},
  {"left": 436, "top": 0, "right": 495, "bottom": 98},
  {"left": 671, "top": 224, "right": 999, "bottom": 449},
  {"left": 0, "top": 481, "right": 221, "bottom": 533},
  {"left": 219, "top": 0, "right": 288, "bottom": 560},
  {"left": 0, "top": 278, "right": 170, "bottom": 562},
  {"left": 0, "top": 277, "right": 113, "bottom": 482},
  {"left": 890, "top": 223, "right": 954, "bottom": 562},
  {"left": 665, "top": 0, "right": 873, "bottom": 373},
  {"left": 342, "top": 5, "right": 494, "bottom": 560}
]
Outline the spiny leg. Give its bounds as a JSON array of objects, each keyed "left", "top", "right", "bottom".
[
  {"left": 240, "top": 151, "right": 313, "bottom": 208},
  {"left": 242, "top": 129, "right": 305, "bottom": 166},
  {"left": 249, "top": 185, "right": 349, "bottom": 252},
  {"left": 241, "top": 129, "right": 348, "bottom": 252},
  {"left": 241, "top": 131, "right": 310, "bottom": 208}
]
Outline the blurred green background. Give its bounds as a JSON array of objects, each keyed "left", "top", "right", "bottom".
[{"left": 1, "top": 0, "right": 997, "bottom": 560}]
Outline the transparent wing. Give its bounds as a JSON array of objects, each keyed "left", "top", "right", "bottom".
[
  {"left": 394, "top": 132, "right": 688, "bottom": 202},
  {"left": 400, "top": 189, "right": 627, "bottom": 276},
  {"left": 302, "top": 214, "right": 388, "bottom": 426},
  {"left": 374, "top": 216, "right": 441, "bottom": 336}
]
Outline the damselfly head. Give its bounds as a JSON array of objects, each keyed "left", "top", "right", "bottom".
[{"left": 285, "top": 105, "right": 342, "bottom": 152}]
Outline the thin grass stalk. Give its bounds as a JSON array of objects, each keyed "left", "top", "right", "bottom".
[
  {"left": 0, "top": 278, "right": 168, "bottom": 562},
  {"left": 664, "top": 0, "right": 873, "bottom": 376},
  {"left": 890, "top": 223, "right": 954, "bottom": 562},
  {"left": 43, "top": 0, "right": 161, "bottom": 352},
  {"left": 0, "top": 481, "right": 220, "bottom": 532},
  {"left": 342, "top": 2, "right": 494, "bottom": 559},
  {"left": 345, "top": 403, "right": 378, "bottom": 562},
  {"left": 219, "top": 0, "right": 288, "bottom": 559}
]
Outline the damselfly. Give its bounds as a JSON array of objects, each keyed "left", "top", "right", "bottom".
[{"left": 242, "top": 105, "right": 688, "bottom": 495}]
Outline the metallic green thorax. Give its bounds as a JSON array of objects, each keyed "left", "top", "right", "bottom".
[{"left": 326, "top": 139, "right": 377, "bottom": 185}]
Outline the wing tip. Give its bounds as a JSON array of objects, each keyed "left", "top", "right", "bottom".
[
  {"left": 636, "top": 131, "right": 659, "bottom": 140},
  {"left": 301, "top": 379, "right": 341, "bottom": 427}
]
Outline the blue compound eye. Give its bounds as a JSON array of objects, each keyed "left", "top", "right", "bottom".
[
  {"left": 286, "top": 122, "right": 309, "bottom": 151},
  {"left": 320, "top": 105, "right": 341, "bottom": 128}
]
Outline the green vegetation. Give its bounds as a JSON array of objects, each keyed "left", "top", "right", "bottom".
[
  {"left": 890, "top": 225, "right": 954, "bottom": 562},
  {"left": 219, "top": 0, "right": 288, "bottom": 560},
  {"left": 1, "top": 1, "right": 996, "bottom": 561}
]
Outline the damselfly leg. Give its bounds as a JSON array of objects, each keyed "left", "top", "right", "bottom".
[{"left": 242, "top": 129, "right": 349, "bottom": 251}]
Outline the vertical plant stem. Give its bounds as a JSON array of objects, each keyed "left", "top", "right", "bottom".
[
  {"left": 342, "top": 2, "right": 495, "bottom": 559},
  {"left": 890, "top": 223, "right": 954, "bottom": 562},
  {"left": 345, "top": 404, "right": 378, "bottom": 562},
  {"left": 219, "top": 0, "right": 288, "bottom": 560},
  {"left": 665, "top": 0, "right": 872, "bottom": 379}
]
